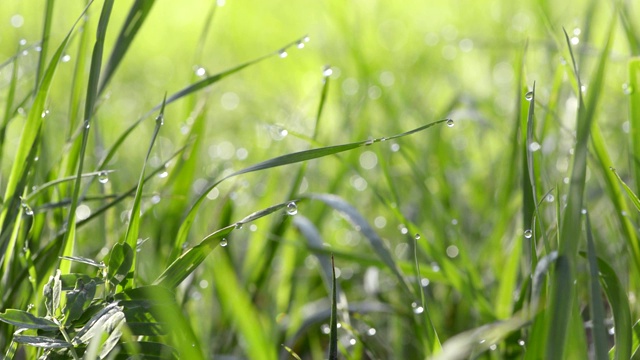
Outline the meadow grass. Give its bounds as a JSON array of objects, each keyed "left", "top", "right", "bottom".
[{"left": 0, "top": 0, "right": 640, "bottom": 359}]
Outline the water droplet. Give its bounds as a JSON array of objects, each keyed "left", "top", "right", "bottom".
[
  {"left": 580, "top": 85, "right": 587, "bottom": 93},
  {"left": 524, "top": 229, "right": 532, "bottom": 239},
  {"left": 296, "top": 41, "right": 305, "bottom": 49},
  {"left": 525, "top": 91, "right": 533, "bottom": 101},
  {"left": 581, "top": 208, "right": 587, "bottom": 214},
  {"left": 194, "top": 66, "right": 206, "bottom": 77},
  {"left": 156, "top": 114, "right": 164, "bottom": 126},
  {"left": 84, "top": 120, "right": 90, "bottom": 129},
  {"left": 518, "top": 339, "right": 525, "bottom": 346},
  {"left": 322, "top": 65, "right": 333, "bottom": 77},
  {"left": 158, "top": 166, "right": 169, "bottom": 178},
  {"left": 421, "top": 278, "right": 430, "bottom": 287},
  {"left": 367, "top": 328, "right": 376, "bottom": 336},
  {"left": 220, "top": 238, "right": 228, "bottom": 247},
  {"left": 446, "top": 119, "right": 454, "bottom": 127},
  {"left": 61, "top": 54, "right": 71, "bottom": 63},
  {"left": 414, "top": 233, "right": 421, "bottom": 240},
  {"left": 349, "top": 338, "right": 356, "bottom": 345},
  {"left": 411, "top": 302, "right": 425, "bottom": 314},
  {"left": 364, "top": 139, "right": 374, "bottom": 146},
  {"left": 19, "top": 39, "right": 27, "bottom": 46},
  {"left": 489, "top": 344, "right": 497, "bottom": 351},
  {"left": 608, "top": 327, "right": 615, "bottom": 335},
  {"left": 623, "top": 83, "right": 634, "bottom": 95},
  {"left": 278, "top": 49, "right": 288, "bottom": 58},
  {"left": 303, "top": 35, "right": 310, "bottom": 43},
  {"left": 321, "top": 324, "right": 330, "bottom": 334},
  {"left": 98, "top": 171, "right": 109, "bottom": 184},
  {"left": 528, "top": 141, "right": 541, "bottom": 152},
  {"left": 286, "top": 202, "right": 298, "bottom": 215},
  {"left": 41, "top": 109, "right": 49, "bottom": 118},
  {"left": 21, "top": 201, "right": 33, "bottom": 216},
  {"left": 235, "top": 222, "right": 244, "bottom": 230},
  {"left": 546, "top": 194, "right": 555, "bottom": 202}
]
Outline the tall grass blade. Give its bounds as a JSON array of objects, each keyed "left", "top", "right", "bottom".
[
  {"left": 584, "top": 213, "right": 609, "bottom": 359},
  {"left": 629, "top": 59, "right": 640, "bottom": 191},
  {"left": 34, "top": 0, "right": 55, "bottom": 89},
  {"left": 545, "top": 19, "right": 615, "bottom": 358},
  {"left": 60, "top": 0, "right": 114, "bottom": 275},
  {"left": 329, "top": 254, "right": 338, "bottom": 360},
  {"left": 99, "top": 0, "right": 156, "bottom": 93},
  {"left": 122, "top": 94, "right": 166, "bottom": 287}
]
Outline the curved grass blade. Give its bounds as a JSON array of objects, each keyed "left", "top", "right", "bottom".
[
  {"left": 329, "top": 255, "right": 338, "bottom": 360},
  {"left": 99, "top": 0, "right": 156, "bottom": 93},
  {"left": 122, "top": 94, "right": 166, "bottom": 287},
  {"left": 306, "top": 193, "right": 412, "bottom": 295},
  {"left": 155, "top": 201, "right": 291, "bottom": 288},
  {"left": 577, "top": 252, "right": 632, "bottom": 360},
  {"left": 174, "top": 120, "right": 448, "bottom": 256}
]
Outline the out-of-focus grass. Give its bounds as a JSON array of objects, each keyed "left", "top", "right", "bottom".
[{"left": 1, "top": 0, "right": 640, "bottom": 359}]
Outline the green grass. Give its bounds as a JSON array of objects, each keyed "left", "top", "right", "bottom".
[{"left": 1, "top": 0, "right": 640, "bottom": 359}]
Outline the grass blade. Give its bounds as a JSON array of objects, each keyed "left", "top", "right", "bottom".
[
  {"left": 584, "top": 213, "right": 609, "bottom": 359},
  {"left": 155, "top": 201, "right": 291, "bottom": 288},
  {"left": 329, "top": 254, "right": 338, "bottom": 360},
  {"left": 174, "top": 120, "right": 448, "bottom": 254},
  {"left": 99, "top": 0, "right": 156, "bottom": 93},
  {"left": 60, "top": 0, "right": 114, "bottom": 275},
  {"left": 545, "top": 18, "right": 615, "bottom": 358},
  {"left": 122, "top": 94, "right": 166, "bottom": 287}
]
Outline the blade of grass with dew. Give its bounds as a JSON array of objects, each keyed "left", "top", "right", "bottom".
[
  {"left": 121, "top": 94, "right": 166, "bottom": 288},
  {"left": 154, "top": 201, "right": 291, "bottom": 288},
  {"left": 412, "top": 233, "right": 441, "bottom": 355},
  {"left": 584, "top": 212, "right": 609, "bottom": 360},
  {"left": 329, "top": 254, "right": 338, "bottom": 360},
  {"left": 544, "top": 24, "right": 613, "bottom": 359},
  {"left": 59, "top": 0, "right": 114, "bottom": 275},
  {"left": 98, "top": 0, "right": 156, "bottom": 94},
  {"left": 173, "top": 120, "right": 448, "bottom": 254}
]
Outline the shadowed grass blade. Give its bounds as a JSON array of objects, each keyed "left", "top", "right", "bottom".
[{"left": 584, "top": 213, "right": 609, "bottom": 359}]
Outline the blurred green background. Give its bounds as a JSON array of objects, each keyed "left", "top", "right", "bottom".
[{"left": 1, "top": 0, "right": 640, "bottom": 358}]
